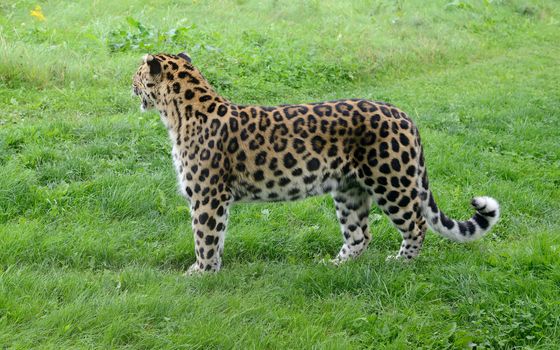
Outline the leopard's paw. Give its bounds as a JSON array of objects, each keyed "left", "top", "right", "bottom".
[
  {"left": 385, "top": 253, "right": 402, "bottom": 261},
  {"left": 329, "top": 256, "right": 348, "bottom": 266},
  {"left": 185, "top": 263, "right": 204, "bottom": 276}
]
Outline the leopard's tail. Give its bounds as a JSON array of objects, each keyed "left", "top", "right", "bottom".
[{"left": 416, "top": 154, "right": 500, "bottom": 242}]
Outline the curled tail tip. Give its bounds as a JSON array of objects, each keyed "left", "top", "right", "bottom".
[
  {"left": 421, "top": 193, "right": 501, "bottom": 242},
  {"left": 471, "top": 196, "right": 500, "bottom": 219},
  {"left": 470, "top": 196, "right": 501, "bottom": 236}
]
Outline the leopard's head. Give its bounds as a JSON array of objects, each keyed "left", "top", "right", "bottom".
[{"left": 132, "top": 52, "right": 193, "bottom": 112}]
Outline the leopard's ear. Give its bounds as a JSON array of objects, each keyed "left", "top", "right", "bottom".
[
  {"left": 143, "top": 54, "right": 162, "bottom": 75},
  {"left": 178, "top": 52, "right": 192, "bottom": 63}
]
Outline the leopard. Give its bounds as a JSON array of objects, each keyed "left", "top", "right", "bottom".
[{"left": 132, "top": 52, "right": 500, "bottom": 274}]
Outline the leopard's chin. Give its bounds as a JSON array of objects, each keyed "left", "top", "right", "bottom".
[{"left": 140, "top": 98, "right": 152, "bottom": 112}]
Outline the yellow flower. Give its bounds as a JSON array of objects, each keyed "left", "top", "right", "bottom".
[{"left": 30, "top": 5, "right": 46, "bottom": 21}]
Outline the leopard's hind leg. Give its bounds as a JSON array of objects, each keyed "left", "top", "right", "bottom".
[
  {"left": 331, "top": 185, "right": 372, "bottom": 265},
  {"left": 368, "top": 177, "right": 428, "bottom": 260}
]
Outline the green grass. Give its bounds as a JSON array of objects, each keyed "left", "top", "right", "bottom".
[{"left": 1, "top": 0, "right": 559, "bottom": 348}]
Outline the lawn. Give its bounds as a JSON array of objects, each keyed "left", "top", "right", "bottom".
[{"left": 1, "top": 0, "right": 559, "bottom": 348}]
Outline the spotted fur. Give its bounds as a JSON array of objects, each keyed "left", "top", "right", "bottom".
[{"left": 132, "top": 53, "right": 500, "bottom": 273}]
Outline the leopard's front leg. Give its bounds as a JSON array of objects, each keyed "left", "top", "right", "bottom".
[{"left": 187, "top": 189, "right": 232, "bottom": 274}]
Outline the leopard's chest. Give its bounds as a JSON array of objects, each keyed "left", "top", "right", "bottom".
[
  {"left": 170, "top": 130, "right": 215, "bottom": 203},
  {"left": 172, "top": 143, "right": 189, "bottom": 197}
]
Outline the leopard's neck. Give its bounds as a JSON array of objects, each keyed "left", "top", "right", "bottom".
[
  {"left": 156, "top": 69, "right": 231, "bottom": 128},
  {"left": 155, "top": 67, "right": 232, "bottom": 148}
]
